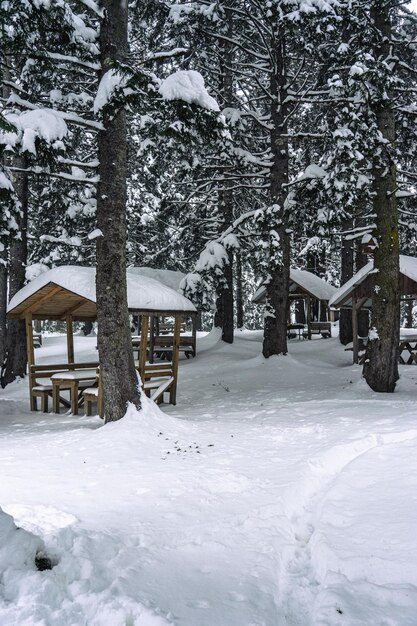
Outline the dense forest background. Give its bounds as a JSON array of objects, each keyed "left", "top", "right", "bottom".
[{"left": 1, "top": 0, "right": 416, "bottom": 412}]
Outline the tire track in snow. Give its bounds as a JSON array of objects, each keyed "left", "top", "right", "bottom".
[{"left": 275, "top": 429, "right": 417, "bottom": 625}]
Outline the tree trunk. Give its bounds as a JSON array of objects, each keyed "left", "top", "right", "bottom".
[
  {"left": 215, "top": 189, "right": 234, "bottom": 344},
  {"left": 1, "top": 163, "right": 28, "bottom": 387},
  {"left": 0, "top": 249, "right": 7, "bottom": 371},
  {"left": 216, "top": 7, "right": 234, "bottom": 344},
  {"left": 363, "top": 3, "right": 399, "bottom": 392},
  {"left": 339, "top": 224, "right": 354, "bottom": 345},
  {"left": 356, "top": 240, "right": 369, "bottom": 338},
  {"left": 262, "top": 28, "right": 290, "bottom": 358},
  {"left": 96, "top": 0, "right": 140, "bottom": 421},
  {"left": 236, "top": 252, "right": 244, "bottom": 329}
]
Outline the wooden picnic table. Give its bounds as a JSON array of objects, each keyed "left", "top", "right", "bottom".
[
  {"left": 399, "top": 330, "right": 417, "bottom": 365},
  {"left": 51, "top": 368, "right": 97, "bottom": 415},
  {"left": 287, "top": 323, "right": 305, "bottom": 340}
]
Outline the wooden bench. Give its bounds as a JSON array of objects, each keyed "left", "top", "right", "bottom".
[
  {"left": 304, "top": 322, "right": 332, "bottom": 338},
  {"left": 84, "top": 368, "right": 102, "bottom": 417},
  {"left": 153, "top": 335, "right": 195, "bottom": 360},
  {"left": 29, "top": 362, "right": 99, "bottom": 413},
  {"left": 142, "top": 362, "right": 175, "bottom": 403},
  {"left": 33, "top": 333, "right": 42, "bottom": 348},
  {"left": 82, "top": 362, "right": 176, "bottom": 418}
]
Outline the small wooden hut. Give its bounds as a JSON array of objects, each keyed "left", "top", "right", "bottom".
[
  {"left": 252, "top": 269, "right": 337, "bottom": 338},
  {"left": 329, "top": 255, "right": 417, "bottom": 363},
  {"left": 7, "top": 266, "right": 197, "bottom": 411}
]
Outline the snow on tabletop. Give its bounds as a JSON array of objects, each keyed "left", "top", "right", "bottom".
[
  {"left": 330, "top": 255, "right": 417, "bottom": 308},
  {"left": 8, "top": 266, "right": 196, "bottom": 313},
  {"left": 159, "top": 70, "right": 220, "bottom": 112}
]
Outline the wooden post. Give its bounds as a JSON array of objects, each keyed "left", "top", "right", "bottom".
[
  {"left": 192, "top": 313, "right": 197, "bottom": 357},
  {"left": 149, "top": 316, "right": 155, "bottom": 364},
  {"left": 25, "top": 313, "right": 36, "bottom": 410},
  {"left": 352, "top": 297, "right": 359, "bottom": 364},
  {"left": 306, "top": 296, "right": 312, "bottom": 340},
  {"left": 138, "top": 315, "right": 149, "bottom": 383},
  {"left": 170, "top": 315, "right": 181, "bottom": 405},
  {"left": 66, "top": 315, "right": 74, "bottom": 364}
]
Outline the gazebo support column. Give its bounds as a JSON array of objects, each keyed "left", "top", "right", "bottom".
[
  {"left": 66, "top": 315, "right": 74, "bottom": 364},
  {"left": 352, "top": 297, "right": 368, "bottom": 364},
  {"left": 138, "top": 315, "right": 149, "bottom": 383},
  {"left": 149, "top": 316, "right": 155, "bottom": 364},
  {"left": 306, "top": 296, "right": 312, "bottom": 340},
  {"left": 192, "top": 313, "right": 197, "bottom": 357},
  {"left": 352, "top": 298, "right": 359, "bottom": 364},
  {"left": 25, "top": 313, "right": 35, "bottom": 410},
  {"left": 170, "top": 315, "right": 181, "bottom": 405}
]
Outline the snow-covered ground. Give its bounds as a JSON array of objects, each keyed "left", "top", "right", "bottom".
[{"left": 1, "top": 329, "right": 417, "bottom": 626}]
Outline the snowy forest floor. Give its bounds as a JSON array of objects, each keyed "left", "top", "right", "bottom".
[{"left": 1, "top": 328, "right": 417, "bottom": 626}]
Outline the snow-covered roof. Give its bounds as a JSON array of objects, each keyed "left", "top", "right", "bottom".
[
  {"left": 252, "top": 269, "right": 337, "bottom": 304},
  {"left": 127, "top": 267, "right": 185, "bottom": 293},
  {"left": 329, "top": 255, "right": 417, "bottom": 309},
  {"left": 8, "top": 266, "right": 196, "bottom": 319}
]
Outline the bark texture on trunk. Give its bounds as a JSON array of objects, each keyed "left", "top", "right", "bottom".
[
  {"left": 262, "top": 29, "right": 290, "bottom": 358},
  {"left": 235, "top": 252, "right": 244, "bottom": 329},
  {"left": 0, "top": 250, "right": 7, "bottom": 371},
  {"left": 215, "top": 8, "right": 235, "bottom": 344},
  {"left": 339, "top": 223, "right": 354, "bottom": 345},
  {"left": 356, "top": 242, "right": 370, "bottom": 338},
  {"left": 1, "top": 164, "right": 28, "bottom": 387},
  {"left": 215, "top": 189, "right": 234, "bottom": 343},
  {"left": 363, "top": 4, "right": 399, "bottom": 392},
  {"left": 96, "top": 0, "right": 140, "bottom": 421}
]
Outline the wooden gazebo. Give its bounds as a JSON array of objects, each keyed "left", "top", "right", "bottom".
[
  {"left": 252, "top": 268, "right": 337, "bottom": 338},
  {"left": 329, "top": 255, "right": 417, "bottom": 363},
  {"left": 7, "top": 266, "right": 197, "bottom": 412}
]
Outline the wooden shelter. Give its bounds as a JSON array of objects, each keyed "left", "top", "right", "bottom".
[
  {"left": 7, "top": 266, "right": 197, "bottom": 412},
  {"left": 329, "top": 255, "right": 417, "bottom": 363},
  {"left": 252, "top": 269, "right": 337, "bottom": 339}
]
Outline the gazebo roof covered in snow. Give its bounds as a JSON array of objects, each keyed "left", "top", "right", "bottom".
[
  {"left": 127, "top": 267, "right": 185, "bottom": 293},
  {"left": 252, "top": 269, "right": 337, "bottom": 304},
  {"left": 329, "top": 255, "right": 417, "bottom": 309},
  {"left": 7, "top": 266, "right": 196, "bottom": 321}
]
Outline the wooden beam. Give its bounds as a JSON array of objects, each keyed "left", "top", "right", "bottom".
[
  {"left": 149, "top": 316, "right": 155, "bottom": 364},
  {"left": 62, "top": 297, "right": 88, "bottom": 316},
  {"left": 25, "top": 313, "right": 36, "bottom": 410},
  {"left": 26, "top": 285, "right": 63, "bottom": 314},
  {"left": 191, "top": 314, "right": 197, "bottom": 357},
  {"left": 352, "top": 297, "right": 359, "bottom": 364},
  {"left": 170, "top": 315, "right": 181, "bottom": 405},
  {"left": 306, "top": 296, "right": 312, "bottom": 340},
  {"left": 66, "top": 315, "right": 74, "bottom": 364},
  {"left": 138, "top": 315, "right": 149, "bottom": 382}
]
